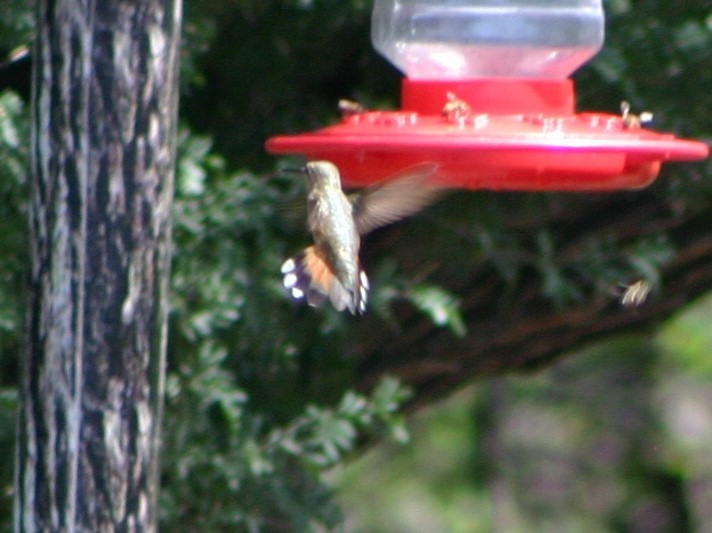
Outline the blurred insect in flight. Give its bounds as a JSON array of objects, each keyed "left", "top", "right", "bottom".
[{"left": 620, "top": 279, "right": 651, "bottom": 308}]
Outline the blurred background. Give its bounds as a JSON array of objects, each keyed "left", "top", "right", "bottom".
[{"left": 333, "top": 293, "right": 712, "bottom": 531}]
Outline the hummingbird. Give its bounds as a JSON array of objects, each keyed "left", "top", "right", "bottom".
[{"left": 281, "top": 160, "right": 444, "bottom": 315}]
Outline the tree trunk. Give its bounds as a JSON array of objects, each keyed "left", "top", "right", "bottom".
[{"left": 15, "top": 0, "right": 180, "bottom": 530}]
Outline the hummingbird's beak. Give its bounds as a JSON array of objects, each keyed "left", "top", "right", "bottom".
[{"left": 280, "top": 166, "right": 307, "bottom": 175}]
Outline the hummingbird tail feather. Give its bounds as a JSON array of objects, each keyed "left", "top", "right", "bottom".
[{"left": 281, "top": 246, "right": 369, "bottom": 315}]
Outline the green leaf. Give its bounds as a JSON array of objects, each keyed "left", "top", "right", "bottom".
[
  {"left": 372, "top": 376, "right": 412, "bottom": 416},
  {"left": 406, "top": 284, "right": 467, "bottom": 338},
  {"left": 304, "top": 406, "right": 357, "bottom": 466}
]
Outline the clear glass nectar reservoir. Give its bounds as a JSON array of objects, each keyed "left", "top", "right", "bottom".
[{"left": 371, "top": 0, "right": 605, "bottom": 79}]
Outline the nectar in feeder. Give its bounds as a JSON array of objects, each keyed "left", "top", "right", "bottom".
[{"left": 371, "top": 0, "right": 605, "bottom": 80}]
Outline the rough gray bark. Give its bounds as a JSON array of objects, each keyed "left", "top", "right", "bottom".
[{"left": 15, "top": 0, "right": 181, "bottom": 530}]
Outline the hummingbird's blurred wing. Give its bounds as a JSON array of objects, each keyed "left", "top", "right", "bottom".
[{"left": 353, "top": 163, "right": 446, "bottom": 235}]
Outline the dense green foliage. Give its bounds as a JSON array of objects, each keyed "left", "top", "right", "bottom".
[
  {"left": 0, "top": 87, "right": 28, "bottom": 527},
  {"left": 0, "top": 0, "right": 711, "bottom": 530}
]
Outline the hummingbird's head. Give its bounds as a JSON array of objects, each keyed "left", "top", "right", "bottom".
[{"left": 305, "top": 161, "right": 342, "bottom": 189}]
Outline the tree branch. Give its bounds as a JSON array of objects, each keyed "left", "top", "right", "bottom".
[{"left": 354, "top": 182, "right": 712, "bottom": 409}]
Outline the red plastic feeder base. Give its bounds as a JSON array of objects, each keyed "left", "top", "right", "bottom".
[{"left": 265, "top": 79, "right": 709, "bottom": 191}]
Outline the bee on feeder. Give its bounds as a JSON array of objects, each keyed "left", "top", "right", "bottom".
[
  {"left": 338, "top": 99, "right": 368, "bottom": 118},
  {"left": 621, "top": 101, "right": 654, "bottom": 130},
  {"left": 442, "top": 92, "right": 472, "bottom": 122}
]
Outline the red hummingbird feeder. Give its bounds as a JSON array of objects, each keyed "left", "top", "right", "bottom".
[{"left": 265, "top": 0, "right": 708, "bottom": 190}]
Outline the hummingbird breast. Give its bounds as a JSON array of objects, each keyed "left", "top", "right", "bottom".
[{"left": 308, "top": 185, "right": 361, "bottom": 289}]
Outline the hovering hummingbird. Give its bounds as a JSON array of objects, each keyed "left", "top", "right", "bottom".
[{"left": 281, "top": 161, "right": 444, "bottom": 315}]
